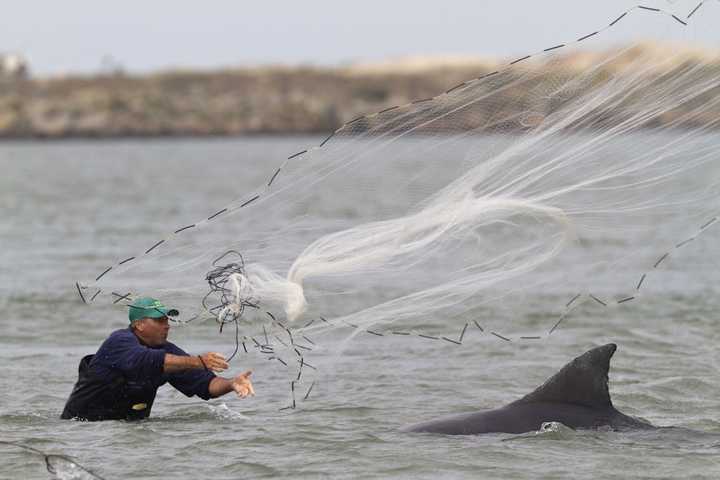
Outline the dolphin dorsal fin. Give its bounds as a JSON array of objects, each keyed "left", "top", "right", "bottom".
[{"left": 510, "top": 344, "right": 617, "bottom": 409}]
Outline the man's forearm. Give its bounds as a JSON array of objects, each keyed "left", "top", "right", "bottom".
[
  {"left": 163, "top": 353, "right": 204, "bottom": 373},
  {"left": 208, "top": 377, "right": 234, "bottom": 398}
]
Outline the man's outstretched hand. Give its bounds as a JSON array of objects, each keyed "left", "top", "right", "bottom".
[
  {"left": 231, "top": 371, "right": 255, "bottom": 398},
  {"left": 207, "top": 369, "right": 255, "bottom": 399},
  {"left": 200, "top": 352, "right": 230, "bottom": 372}
]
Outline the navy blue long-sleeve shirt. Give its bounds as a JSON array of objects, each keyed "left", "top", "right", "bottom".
[
  {"left": 61, "top": 328, "right": 217, "bottom": 420},
  {"left": 90, "top": 328, "right": 216, "bottom": 400}
]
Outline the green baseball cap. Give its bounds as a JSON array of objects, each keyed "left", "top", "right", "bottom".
[{"left": 128, "top": 297, "right": 179, "bottom": 323}]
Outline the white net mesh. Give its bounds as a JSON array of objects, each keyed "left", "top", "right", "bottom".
[{"left": 77, "top": 3, "right": 720, "bottom": 382}]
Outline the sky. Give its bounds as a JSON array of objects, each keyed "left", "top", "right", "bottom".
[{"left": 2, "top": 0, "right": 718, "bottom": 76}]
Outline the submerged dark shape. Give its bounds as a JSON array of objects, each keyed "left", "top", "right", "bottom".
[{"left": 402, "top": 344, "right": 653, "bottom": 435}]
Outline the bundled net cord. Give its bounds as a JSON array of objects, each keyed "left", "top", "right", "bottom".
[{"left": 200, "top": 251, "right": 256, "bottom": 361}]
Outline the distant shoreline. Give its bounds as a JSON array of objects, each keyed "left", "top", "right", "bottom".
[
  {"left": 0, "top": 45, "right": 717, "bottom": 139},
  {"left": 0, "top": 131, "right": 329, "bottom": 141},
  {"left": 0, "top": 63, "right": 478, "bottom": 140}
]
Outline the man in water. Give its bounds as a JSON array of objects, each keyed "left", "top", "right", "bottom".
[{"left": 61, "top": 297, "right": 255, "bottom": 421}]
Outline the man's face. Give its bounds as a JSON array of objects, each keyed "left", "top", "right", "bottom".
[{"left": 137, "top": 316, "right": 170, "bottom": 346}]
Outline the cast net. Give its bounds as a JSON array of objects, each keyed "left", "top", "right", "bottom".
[{"left": 77, "top": 2, "right": 720, "bottom": 401}]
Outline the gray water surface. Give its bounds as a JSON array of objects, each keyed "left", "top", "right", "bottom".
[{"left": 1, "top": 137, "right": 719, "bottom": 479}]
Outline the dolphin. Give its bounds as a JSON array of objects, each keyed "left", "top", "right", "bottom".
[{"left": 402, "top": 343, "right": 653, "bottom": 435}]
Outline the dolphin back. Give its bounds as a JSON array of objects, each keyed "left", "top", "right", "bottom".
[{"left": 401, "top": 343, "right": 656, "bottom": 435}]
